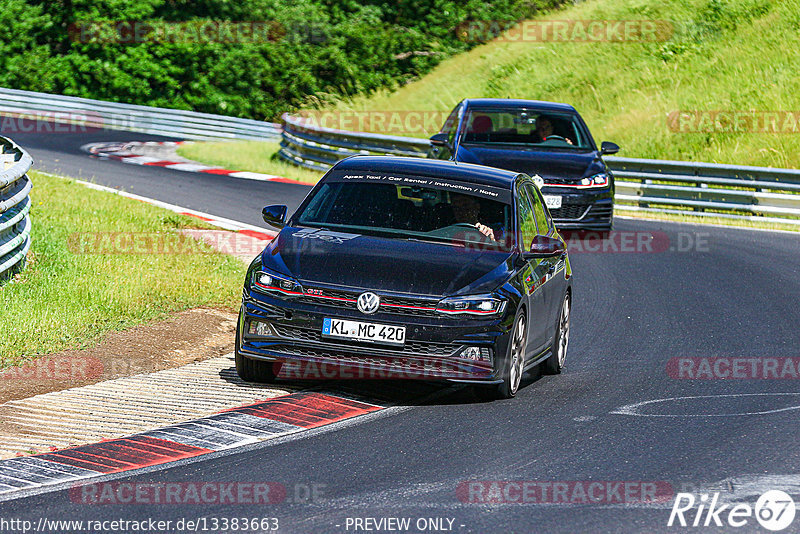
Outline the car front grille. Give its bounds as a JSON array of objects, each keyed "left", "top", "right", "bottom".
[
  {"left": 551, "top": 203, "right": 590, "bottom": 220},
  {"left": 296, "top": 285, "right": 440, "bottom": 317}
]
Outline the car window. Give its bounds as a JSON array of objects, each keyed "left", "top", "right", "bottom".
[
  {"left": 459, "top": 108, "right": 589, "bottom": 150},
  {"left": 296, "top": 177, "right": 513, "bottom": 251},
  {"left": 526, "top": 184, "right": 551, "bottom": 235},
  {"left": 517, "top": 183, "right": 538, "bottom": 251}
]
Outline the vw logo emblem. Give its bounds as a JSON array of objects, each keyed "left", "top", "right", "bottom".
[{"left": 357, "top": 292, "right": 380, "bottom": 314}]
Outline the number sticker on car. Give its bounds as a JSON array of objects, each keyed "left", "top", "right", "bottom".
[
  {"left": 543, "top": 195, "right": 562, "bottom": 209},
  {"left": 322, "top": 318, "right": 406, "bottom": 346}
]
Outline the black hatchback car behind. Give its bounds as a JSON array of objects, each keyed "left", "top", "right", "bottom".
[
  {"left": 236, "top": 156, "right": 572, "bottom": 399},
  {"left": 430, "top": 98, "right": 619, "bottom": 231}
]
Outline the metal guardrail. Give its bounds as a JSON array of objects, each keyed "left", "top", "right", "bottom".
[
  {"left": 0, "top": 87, "right": 281, "bottom": 141},
  {"left": 279, "top": 113, "right": 428, "bottom": 171},
  {"left": 279, "top": 113, "right": 800, "bottom": 225},
  {"left": 0, "top": 136, "right": 33, "bottom": 280}
]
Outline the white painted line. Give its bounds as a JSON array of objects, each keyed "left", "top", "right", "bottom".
[
  {"left": 163, "top": 163, "right": 213, "bottom": 172},
  {"left": 611, "top": 393, "right": 800, "bottom": 418},
  {"left": 228, "top": 171, "right": 281, "bottom": 181},
  {"left": 119, "top": 155, "right": 163, "bottom": 165},
  {"left": 37, "top": 172, "right": 275, "bottom": 237}
]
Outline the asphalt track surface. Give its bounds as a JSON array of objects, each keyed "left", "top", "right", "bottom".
[
  {"left": 4, "top": 124, "right": 800, "bottom": 533},
  {"left": 8, "top": 124, "right": 311, "bottom": 228}
]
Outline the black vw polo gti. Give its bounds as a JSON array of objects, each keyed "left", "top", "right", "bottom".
[{"left": 236, "top": 156, "right": 572, "bottom": 399}]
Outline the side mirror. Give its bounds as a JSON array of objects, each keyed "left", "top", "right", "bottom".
[
  {"left": 600, "top": 141, "right": 620, "bottom": 155},
  {"left": 262, "top": 205, "right": 287, "bottom": 229},
  {"left": 522, "top": 235, "right": 566, "bottom": 259},
  {"left": 430, "top": 133, "right": 450, "bottom": 147}
]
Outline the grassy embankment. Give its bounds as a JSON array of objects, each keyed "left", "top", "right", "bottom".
[{"left": 177, "top": 0, "right": 800, "bottom": 230}]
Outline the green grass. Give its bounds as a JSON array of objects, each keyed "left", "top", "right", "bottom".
[
  {"left": 0, "top": 171, "right": 247, "bottom": 366},
  {"left": 327, "top": 0, "right": 800, "bottom": 169},
  {"left": 176, "top": 141, "right": 323, "bottom": 184}
]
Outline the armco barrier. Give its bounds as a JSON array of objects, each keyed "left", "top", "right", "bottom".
[
  {"left": 0, "top": 87, "right": 281, "bottom": 141},
  {"left": 279, "top": 113, "right": 800, "bottom": 224},
  {"left": 0, "top": 136, "right": 33, "bottom": 280}
]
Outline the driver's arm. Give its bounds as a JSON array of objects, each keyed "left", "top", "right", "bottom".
[{"left": 475, "top": 222, "right": 498, "bottom": 241}]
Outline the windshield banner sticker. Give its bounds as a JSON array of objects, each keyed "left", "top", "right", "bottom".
[
  {"left": 292, "top": 228, "right": 361, "bottom": 244},
  {"left": 334, "top": 173, "right": 510, "bottom": 202}
]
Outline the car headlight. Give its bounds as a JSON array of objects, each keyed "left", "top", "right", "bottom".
[
  {"left": 579, "top": 173, "right": 610, "bottom": 188},
  {"left": 436, "top": 295, "right": 507, "bottom": 317},
  {"left": 251, "top": 270, "right": 303, "bottom": 296}
]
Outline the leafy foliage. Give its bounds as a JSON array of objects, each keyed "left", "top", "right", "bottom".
[{"left": 0, "top": 0, "right": 564, "bottom": 120}]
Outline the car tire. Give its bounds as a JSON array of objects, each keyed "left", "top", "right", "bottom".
[
  {"left": 475, "top": 309, "right": 527, "bottom": 401},
  {"left": 543, "top": 292, "right": 571, "bottom": 375},
  {"left": 235, "top": 315, "right": 278, "bottom": 383}
]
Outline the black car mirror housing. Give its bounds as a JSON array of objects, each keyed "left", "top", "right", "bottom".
[
  {"left": 522, "top": 235, "right": 566, "bottom": 260},
  {"left": 600, "top": 141, "right": 620, "bottom": 155},
  {"left": 430, "top": 133, "right": 451, "bottom": 148},
  {"left": 262, "top": 205, "right": 288, "bottom": 229}
]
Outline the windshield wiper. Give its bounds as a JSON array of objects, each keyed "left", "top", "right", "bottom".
[{"left": 407, "top": 236, "right": 462, "bottom": 247}]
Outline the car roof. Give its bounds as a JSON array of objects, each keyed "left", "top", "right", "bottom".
[
  {"left": 463, "top": 98, "right": 577, "bottom": 113},
  {"left": 330, "top": 155, "right": 523, "bottom": 189}
]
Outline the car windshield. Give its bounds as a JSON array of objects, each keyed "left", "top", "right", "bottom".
[
  {"left": 460, "top": 108, "right": 591, "bottom": 150},
  {"left": 295, "top": 174, "right": 513, "bottom": 251}
]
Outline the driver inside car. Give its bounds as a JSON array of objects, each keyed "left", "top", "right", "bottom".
[
  {"left": 535, "top": 116, "right": 573, "bottom": 145},
  {"left": 450, "top": 193, "right": 503, "bottom": 242}
]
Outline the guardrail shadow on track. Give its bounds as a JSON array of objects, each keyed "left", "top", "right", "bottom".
[
  {"left": 279, "top": 113, "right": 800, "bottom": 225},
  {"left": 0, "top": 136, "right": 33, "bottom": 281}
]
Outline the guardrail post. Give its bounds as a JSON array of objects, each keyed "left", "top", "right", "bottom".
[{"left": 0, "top": 136, "right": 34, "bottom": 282}]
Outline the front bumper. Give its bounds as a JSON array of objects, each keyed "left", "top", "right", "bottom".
[
  {"left": 543, "top": 185, "right": 614, "bottom": 230},
  {"left": 237, "top": 290, "right": 514, "bottom": 383}
]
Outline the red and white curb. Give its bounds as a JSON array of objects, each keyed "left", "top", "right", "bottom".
[
  {"left": 0, "top": 391, "right": 384, "bottom": 497},
  {"left": 81, "top": 141, "right": 300, "bottom": 184}
]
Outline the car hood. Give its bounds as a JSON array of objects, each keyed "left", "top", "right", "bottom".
[
  {"left": 456, "top": 144, "right": 605, "bottom": 181},
  {"left": 261, "top": 227, "right": 514, "bottom": 297}
]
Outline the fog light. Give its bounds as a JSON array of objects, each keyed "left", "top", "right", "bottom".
[{"left": 248, "top": 320, "right": 273, "bottom": 337}]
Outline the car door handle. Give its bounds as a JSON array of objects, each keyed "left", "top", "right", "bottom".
[{"left": 547, "top": 264, "right": 556, "bottom": 274}]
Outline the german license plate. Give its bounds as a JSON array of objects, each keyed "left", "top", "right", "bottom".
[
  {"left": 543, "top": 195, "right": 562, "bottom": 209},
  {"left": 322, "top": 318, "right": 406, "bottom": 346}
]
